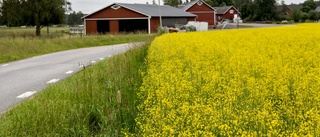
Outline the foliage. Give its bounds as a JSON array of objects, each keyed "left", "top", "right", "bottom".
[
  {"left": 307, "top": 10, "right": 319, "bottom": 21},
  {"left": 0, "top": 0, "right": 71, "bottom": 36},
  {"left": 238, "top": 0, "right": 277, "bottom": 21},
  {"left": 301, "top": 0, "right": 317, "bottom": 13},
  {"left": 67, "top": 11, "right": 86, "bottom": 26},
  {"left": 134, "top": 24, "right": 320, "bottom": 136},
  {"left": 0, "top": 0, "right": 25, "bottom": 26},
  {"left": 211, "top": 0, "right": 234, "bottom": 6},
  {"left": 300, "top": 12, "right": 308, "bottom": 22},
  {"left": 253, "top": 0, "right": 277, "bottom": 21},
  {"left": 240, "top": 3, "right": 256, "bottom": 20},
  {"left": 291, "top": 9, "right": 301, "bottom": 22},
  {"left": 163, "top": 0, "right": 182, "bottom": 7}
]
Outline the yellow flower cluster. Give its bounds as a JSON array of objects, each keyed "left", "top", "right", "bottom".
[{"left": 136, "top": 24, "right": 320, "bottom": 136}]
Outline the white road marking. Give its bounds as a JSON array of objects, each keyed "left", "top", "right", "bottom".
[
  {"left": 17, "top": 91, "right": 37, "bottom": 99},
  {"left": 65, "top": 71, "right": 73, "bottom": 74},
  {"left": 1, "top": 64, "right": 9, "bottom": 67},
  {"left": 100, "top": 58, "right": 104, "bottom": 60},
  {"left": 47, "top": 79, "right": 60, "bottom": 84}
]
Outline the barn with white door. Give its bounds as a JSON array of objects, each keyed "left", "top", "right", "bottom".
[{"left": 83, "top": 3, "right": 197, "bottom": 34}]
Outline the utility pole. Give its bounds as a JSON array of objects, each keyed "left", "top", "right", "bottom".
[{"left": 158, "top": 0, "right": 162, "bottom": 27}]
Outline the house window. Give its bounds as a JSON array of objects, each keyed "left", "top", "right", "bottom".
[
  {"left": 230, "top": 10, "right": 234, "bottom": 14},
  {"left": 197, "top": 1, "right": 203, "bottom": 6},
  {"left": 111, "top": 5, "right": 121, "bottom": 10}
]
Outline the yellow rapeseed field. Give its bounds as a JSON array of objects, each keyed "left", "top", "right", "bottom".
[{"left": 135, "top": 24, "right": 320, "bottom": 136}]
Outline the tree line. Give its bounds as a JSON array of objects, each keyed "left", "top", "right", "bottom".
[
  {"left": 0, "top": 0, "right": 84, "bottom": 36},
  {"left": 163, "top": 0, "right": 320, "bottom": 22}
]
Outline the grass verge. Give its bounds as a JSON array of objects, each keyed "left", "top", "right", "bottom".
[
  {"left": 0, "top": 33, "right": 154, "bottom": 63},
  {"left": 0, "top": 41, "right": 151, "bottom": 136}
]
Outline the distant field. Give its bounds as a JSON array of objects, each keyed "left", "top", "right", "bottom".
[
  {"left": 0, "top": 27, "right": 155, "bottom": 63},
  {"left": 135, "top": 24, "right": 320, "bottom": 136}
]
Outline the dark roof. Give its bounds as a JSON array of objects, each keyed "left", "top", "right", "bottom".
[
  {"left": 179, "top": 0, "right": 216, "bottom": 11},
  {"left": 287, "top": 4, "right": 303, "bottom": 10},
  {"left": 83, "top": 3, "right": 196, "bottom": 19},
  {"left": 213, "top": 6, "right": 240, "bottom": 14},
  {"left": 316, "top": 6, "right": 320, "bottom": 12}
]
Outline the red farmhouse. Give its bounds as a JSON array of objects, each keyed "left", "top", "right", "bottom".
[
  {"left": 82, "top": 3, "right": 196, "bottom": 35},
  {"left": 179, "top": 0, "right": 217, "bottom": 28},
  {"left": 214, "top": 6, "right": 240, "bottom": 21}
]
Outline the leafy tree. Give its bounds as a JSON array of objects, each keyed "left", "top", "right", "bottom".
[
  {"left": 240, "top": 3, "right": 256, "bottom": 20},
  {"left": 301, "top": 0, "right": 316, "bottom": 13},
  {"left": 300, "top": 11, "right": 308, "bottom": 22},
  {"left": 163, "top": 0, "right": 180, "bottom": 7},
  {"left": 0, "top": 0, "right": 70, "bottom": 36},
  {"left": 1, "top": 0, "right": 26, "bottom": 26},
  {"left": 211, "top": 0, "right": 234, "bottom": 6},
  {"left": 291, "top": 9, "right": 301, "bottom": 22},
  {"left": 67, "top": 11, "right": 85, "bottom": 26},
  {"left": 253, "top": 0, "right": 277, "bottom": 21},
  {"left": 308, "top": 10, "right": 319, "bottom": 21}
]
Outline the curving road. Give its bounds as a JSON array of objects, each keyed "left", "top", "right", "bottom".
[{"left": 0, "top": 43, "right": 140, "bottom": 114}]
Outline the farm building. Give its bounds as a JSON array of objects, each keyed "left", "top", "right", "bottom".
[
  {"left": 276, "top": 6, "right": 292, "bottom": 15},
  {"left": 213, "top": 6, "right": 240, "bottom": 21},
  {"left": 179, "top": 0, "right": 217, "bottom": 28},
  {"left": 316, "top": 6, "right": 320, "bottom": 12},
  {"left": 82, "top": 3, "right": 196, "bottom": 34}
]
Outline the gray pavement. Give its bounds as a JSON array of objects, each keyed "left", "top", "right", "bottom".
[{"left": 0, "top": 43, "right": 141, "bottom": 114}]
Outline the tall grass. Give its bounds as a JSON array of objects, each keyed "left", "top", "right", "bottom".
[
  {"left": 0, "top": 33, "right": 154, "bottom": 63},
  {"left": 0, "top": 27, "right": 68, "bottom": 38},
  {"left": 0, "top": 42, "right": 150, "bottom": 136}
]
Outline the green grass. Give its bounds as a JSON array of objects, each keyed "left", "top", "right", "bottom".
[
  {"left": 0, "top": 42, "right": 150, "bottom": 136},
  {"left": 0, "top": 33, "right": 154, "bottom": 63},
  {"left": 0, "top": 27, "right": 69, "bottom": 38}
]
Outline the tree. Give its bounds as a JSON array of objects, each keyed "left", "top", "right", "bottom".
[
  {"left": 211, "top": 0, "right": 234, "bottom": 6},
  {"left": 290, "top": 9, "right": 300, "bottom": 22},
  {"left": 240, "top": 3, "right": 256, "bottom": 20},
  {"left": 0, "top": 0, "right": 70, "bottom": 36},
  {"left": 301, "top": 0, "right": 316, "bottom": 13},
  {"left": 26, "top": 0, "right": 70, "bottom": 36},
  {"left": 67, "top": 11, "right": 85, "bottom": 26},
  {"left": 308, "top": 10, "right": 319, "bottom": 21},
  {"left": 253, "top": 0, "right": 277, "bottom": 21},
  {"left": 163, "top": 0, "right": 180, "bottom": 7},
  {"left": 1, "top": 0, "right": 26, "bottom": 26},
  {"left": 300, "top": 11, "right": 308, "bottom": 22}
]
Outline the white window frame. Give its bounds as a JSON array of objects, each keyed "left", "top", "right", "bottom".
[
  {"left": 111, "top": 5, "right": 121, "bottom": 10},
  {"left": 230, "top": 10, "right": 234, "bottom": 14}
]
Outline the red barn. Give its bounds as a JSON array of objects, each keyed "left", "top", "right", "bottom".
[
  {"left": 82, "top": 3, "right": 196, "bottom": 35},
  {"left": 214, "top": 6, "right": 240, "bottom": 22},
  {"left": 179, "top": 0, "right": 217, "bottom": 28}
]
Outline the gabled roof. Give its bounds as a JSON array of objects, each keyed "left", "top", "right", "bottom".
[
  {"left": 287, "top": 4, "right": 303, "bottom": 10},
  {"left": 83, "top": 3, "right": 197, "bottom": 19},
  {"left": 316, "top": 6, "right": 320, "bottom": 12},
  {"left": 179, "top": 0, "right": 216, "bottom": 12},
  {"left": 213, "top": 6, "right": 240, "bottom": 14}
]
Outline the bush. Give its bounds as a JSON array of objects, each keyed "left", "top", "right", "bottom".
[{"left": 157, "top": 26, "right": 168, "bottom": 35}]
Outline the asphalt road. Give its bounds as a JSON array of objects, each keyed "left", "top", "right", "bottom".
[{"left": 0, "top": 43, "right": 140, "bottom": 114}]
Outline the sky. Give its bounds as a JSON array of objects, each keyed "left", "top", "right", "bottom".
[{"left": 68, "top": 0, "right": 307, "bottom": 14}]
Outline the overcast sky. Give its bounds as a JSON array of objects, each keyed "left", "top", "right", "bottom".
[{"left": 68, "top": 0, "right": 307, "bottom": 14}]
